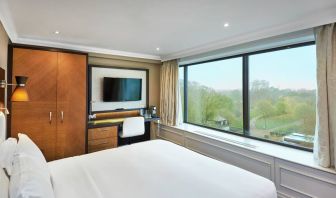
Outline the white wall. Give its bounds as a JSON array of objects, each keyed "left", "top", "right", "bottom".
[
  {"left": 0, "top": 21, "right": 8, "bottom": 71},
  {"left": 179, "top": 29, "right": 315, "bottom": 66},
  {"left": 91, "top": 67, "right": 147, "bottom": 111},
  {"left": 0, "top": 21, "right": 8, "bottom": 138}
]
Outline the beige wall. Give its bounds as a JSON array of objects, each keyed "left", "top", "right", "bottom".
[
  {"left": 0, "top": 21, "right": 8, "bottom": 74},
  {"left": 0, "top": 21, "right": 8, "bottom": 133},
  {"left": 89, "top": 53, "right": 162, "bottom": 113}
]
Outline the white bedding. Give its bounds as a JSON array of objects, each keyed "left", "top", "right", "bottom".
[{"left": 48, "top": 140, "right": 277, "bottom": 198}]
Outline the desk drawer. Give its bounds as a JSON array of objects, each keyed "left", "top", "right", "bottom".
[
  {"left": 88, "top": 126, "right": 118, "bottom": 140},
  {"left": 88, "top": 137, "right": 117, "bottom": 153}
]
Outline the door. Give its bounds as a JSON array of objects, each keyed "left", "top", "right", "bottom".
[
  {"left": 11, "top": 48, "right": 57, "bottom": 161},
  {"left": 56, "top": 52, "right": 87, "bottom": 159}
]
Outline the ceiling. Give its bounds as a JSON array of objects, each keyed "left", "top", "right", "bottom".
[{"left": 1, "top": 0, "right": 336, "bottom": 61}]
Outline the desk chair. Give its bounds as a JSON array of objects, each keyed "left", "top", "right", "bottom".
[{"left": 119, "top": 117, "right": 145, "bottom": 145}]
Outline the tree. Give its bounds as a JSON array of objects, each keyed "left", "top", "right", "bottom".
[
  {"left": 294, "top": 103, "right": 316, "bottom": 135},
  {"left": 251, "top": 80, "right": 270, "bottom": 91},
  {"left": 275, "top": 99, "right": 287, "bottom": 115},
  {"left": 255, "top": 100, "right": 275, "bottom": 129}
]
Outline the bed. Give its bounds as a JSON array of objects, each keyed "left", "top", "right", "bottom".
[{"left": 48, "top": 140, "right": 277, "bottom": 198}]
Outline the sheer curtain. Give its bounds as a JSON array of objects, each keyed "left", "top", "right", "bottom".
[
  {"left": 314, "top": 23, "right": 336, "bottom": 168},
  {"left": 159, "top": 59, "right": 182, "bottom": 126}
]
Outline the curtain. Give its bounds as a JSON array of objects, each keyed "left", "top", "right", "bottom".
[
  {"left": 160, "top": 59, "right": 182, "bottom": 126},
  {"left": 314, "top": 23, "right": 336, "bottom": 168}
]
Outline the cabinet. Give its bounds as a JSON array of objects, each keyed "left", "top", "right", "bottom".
[
  {"left": 10, "top": 47, "right": 87, "bottom": 161},
  {"left": 88, "top": 126, "right": 118, "bottom": 153}
]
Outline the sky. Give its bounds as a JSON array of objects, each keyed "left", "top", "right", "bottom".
[{"left": 180, "top": 45, "right": 317, "bottom": 91}]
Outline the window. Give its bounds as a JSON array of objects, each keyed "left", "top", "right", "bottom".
[
  {"left": 186, "top": 58, "right": 243, "bottom": 133},
  {"left": 180, "top": 42, "right": 316, "bottom": 150},
  {"left": 249, "top": 45, "right": 316, "bottom": 149}
]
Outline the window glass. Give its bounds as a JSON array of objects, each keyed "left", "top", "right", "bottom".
[
  {"left": 187, "top": 57, "right": 243, "bottom": 134},
  {"left": 249, "top": 45, "right": 316, "bottom": 149}
]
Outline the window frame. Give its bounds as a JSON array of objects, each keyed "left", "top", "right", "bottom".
[{"left": 180, "top": 41, "right": 316, "bottom": 152}]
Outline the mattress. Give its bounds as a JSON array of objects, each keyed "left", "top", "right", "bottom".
[{"left": 48, "top": 140, "right": 277, "bottom": 198}]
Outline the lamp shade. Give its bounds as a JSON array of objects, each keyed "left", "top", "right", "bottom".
[
  {"left": 11, "top": 76, "right": 29, "bottom": 102},
  {"left": 11, "top": 86, "right": 29, "bottom": 101},
  {"left": 15, "top": 76, "right": 28, "bottom": 86}
]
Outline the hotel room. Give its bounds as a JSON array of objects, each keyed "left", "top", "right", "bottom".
[{"left": 0, "top": 0, "right": 335, "bottom": 198}]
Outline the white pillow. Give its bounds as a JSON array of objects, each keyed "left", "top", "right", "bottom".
[
  {"left": 11, "top": 134, "right": 54, "bottom": 198},
  {"left": 0, "top": 138, "right": 18, "bottom": 175},
  {"left": 0, "top": 168, "right": 9, "bottom": 198},
  {"left": 17, "top": 133, "right": 46, "bottom": 163},
  {"left": 9, "top": 153, "right": 55, "bottom": 198}
]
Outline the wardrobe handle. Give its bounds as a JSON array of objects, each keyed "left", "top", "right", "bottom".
[
  {"left": 61, "top": 111, "right": 64, "bottom": 123},
  {"left": 49, "top": 112, "right": 52, "bottom": 124}
]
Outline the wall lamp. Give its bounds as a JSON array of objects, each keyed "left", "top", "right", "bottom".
[{"left": 0, "top": 76, "right": 29, "bottom": 114}]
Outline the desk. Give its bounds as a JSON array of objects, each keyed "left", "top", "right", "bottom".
[
  {"left": 87, "top": 117, "right": 160, "bottom": 152},
  {"left": 88, "top": 117, "right": 160, "bottom": 128}
]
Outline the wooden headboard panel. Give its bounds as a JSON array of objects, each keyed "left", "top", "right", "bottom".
[{"left": 0, "top": 67, "right": 5, "bottom": 113}]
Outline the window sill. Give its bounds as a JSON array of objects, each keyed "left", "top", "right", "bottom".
[{"left": 162, "top": 122, "right": 336, "bottom": 174}]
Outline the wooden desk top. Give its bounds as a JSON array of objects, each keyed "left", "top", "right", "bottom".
[{"left": 88, "top": 117, "right": 160, "bottom": 129}]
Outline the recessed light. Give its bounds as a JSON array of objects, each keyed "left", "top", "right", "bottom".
[
  {"left": 54, "top": 31, "right": 60, "bottom": 34},
  {"left": 156, "top": 47, "right": 160, "bottom": 51},
  {"left": 224, "top": 23, "right": 229, "bottom": 27}
]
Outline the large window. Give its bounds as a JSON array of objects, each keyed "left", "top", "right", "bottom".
[
  {"left": 181, "top": 42, "right": 316, "bottom": 150},
  {"left": 186, "top": 58, "right": 243, "bottom": 134}
]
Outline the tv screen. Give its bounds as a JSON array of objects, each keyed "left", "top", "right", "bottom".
[{"left": 103, "top": 77, "right": 142, "bottom": 102}]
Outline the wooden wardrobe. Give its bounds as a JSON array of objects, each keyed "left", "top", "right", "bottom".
[{"left": 9, "top": 46, "right": 87, "bottom": 161}]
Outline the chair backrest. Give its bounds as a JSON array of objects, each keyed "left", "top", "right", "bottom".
[{"left": 120, "top": 117, "right": 145, "bottom": 138}]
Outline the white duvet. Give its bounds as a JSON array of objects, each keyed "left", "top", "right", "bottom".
[{"left": 48, "top": 140, "right": 277, "bottom": 198}]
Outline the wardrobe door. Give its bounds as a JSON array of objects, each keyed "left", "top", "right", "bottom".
[
  {"left": 56, "top": 52, "right": 87, "bottom": 159},
  {"left": 11, "top": 48, "right": 57, "bottom": 161}
]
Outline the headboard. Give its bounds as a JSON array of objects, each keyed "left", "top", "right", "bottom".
[
  {"left": 0, "top": 67, "right": 5, "bottom": 112},
  {"left": 0, "top": 67, "right": 5, "bottom": 140}
]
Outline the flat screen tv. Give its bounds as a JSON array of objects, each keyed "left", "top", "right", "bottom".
[{"left": 103, "top": 77, "right": 142, "bottom": 102}]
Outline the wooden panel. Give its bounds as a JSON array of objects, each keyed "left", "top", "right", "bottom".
[
  {"left": 11, "top": 48, "right": 57, "bottom": 161},
  {"left": 11, "top": 102, "right": 57, "bottom": 160},
  {"left": 157, "top": 124, "right": 336, "bottom": 198},
  {"left": 275, "top": 159, "right": 336, "bottom": 198},
  {"left": 12, "top": 48, "right": 57, "bottom": 102},
  {"left": 159, "top": 126, "right": 275, "bottom": 180},
  {"left": 184, "top": 133, "right": 274, "bottom": 180},
  {"left": 88, "top": 126, "right": 118, "bottom": 140},
  {"left": 56, "top": 52, "right": 87, "bottom": 159},
  {"left": 0, "top": 67, "right": 5, "bottom": 113},
  {"left": 88, "top": 137, "right": 117, "bottom": 153},
  {"left": 95, "top": 110, "right": 139, "bottom": 119},
  {"left": 157, "top": 126, "right": 184, "bottom": 146}
]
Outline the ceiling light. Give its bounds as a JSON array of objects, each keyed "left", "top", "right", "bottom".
[
  {"left": 54, "top": 31, "right": 60, "bottom": 34},
  {"left": 224, "top": 23, "right": 229, "bottom": 27},
  {"left": 156, "top": 47, "right": 160, "bottom": 51}
]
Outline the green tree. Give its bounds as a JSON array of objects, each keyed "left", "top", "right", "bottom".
[
  {"left": 294, "top": 103, "right": 316, "bottom": 135},
  {"left": 275, "top": 99, "right": 287, "bottom": 115},
  {"left": 255, "top": 100, "right": 276, "bottom": 129}
]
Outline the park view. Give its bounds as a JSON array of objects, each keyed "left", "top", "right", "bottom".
[{"left": 181, "top": 45, "right": 316, "bottom": 149}]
